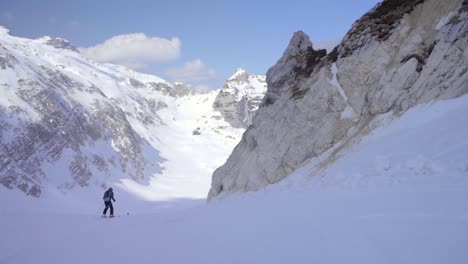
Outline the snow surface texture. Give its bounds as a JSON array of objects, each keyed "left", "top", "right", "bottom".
[
  {"left": 209, "top": 0, "right": 468, "bottom": 198},
  {"left": 0, "top": 28, "right": 244, "bottom": 199},
  {"left": 2, "top": 94, "right": 468, "bottom": 264},
  {"left": 213, "top": 68, "right": 267, "bottom": 128}
]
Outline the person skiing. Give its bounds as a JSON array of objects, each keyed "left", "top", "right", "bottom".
[{"left": 102, "top": 187, "right": 116, "bottom": 217}]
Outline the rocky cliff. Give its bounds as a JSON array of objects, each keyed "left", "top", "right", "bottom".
[
  {"left": 209, "top": 0, "right": 468, "bottom": 199},
  {"left": 213, "top": 68, "right": 267, "bottom": 128}
]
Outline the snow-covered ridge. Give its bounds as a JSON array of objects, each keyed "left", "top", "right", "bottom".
[
  {"left": 213, "top": 68, "right": 267, "bottom": 128},
  {"left": 209, "top": 0, "right": 468, "bottom": 199},
  {"left": 0, "top": 29, "right": 243, "bottom": 198}
]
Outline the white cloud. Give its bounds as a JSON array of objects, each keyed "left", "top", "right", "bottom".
[
  {"left": 165, "top": 59, "right": 216, "bottom": 83},
  {"left": 79, "top": 33, "right": 181, "bottom": 69}
]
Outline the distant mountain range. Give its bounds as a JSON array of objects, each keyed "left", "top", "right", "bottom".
[{"left": 0, "top": 27, "right": 267, "bottom": 197}]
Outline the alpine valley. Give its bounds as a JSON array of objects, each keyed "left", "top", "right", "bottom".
[{"left": 1, "top": 0, "right": 468, "bottom": 263}]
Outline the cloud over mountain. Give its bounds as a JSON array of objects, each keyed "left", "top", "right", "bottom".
[{"left": 79, "top": 33, "right": 181, "bottom": 69}]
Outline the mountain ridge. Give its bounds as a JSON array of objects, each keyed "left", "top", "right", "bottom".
[
  {"left": 0, "top": 28, "right": 248, "bottom": 198},
  {"left": 208, "top": 0, "right": 468, "bottom": 199}
]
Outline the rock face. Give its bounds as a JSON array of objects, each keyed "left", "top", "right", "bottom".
[
  {"left": 208, "top": 0, "right": 468, "bottom": 199},
  {"left": 213, "top": 68, "right": 267, "bottom": 128},
  {"left": 45, "top": 37, "right": 79, "bottom": 52},
  {"left": 0, "top": 29, "right": 232, "bottom": 197}
]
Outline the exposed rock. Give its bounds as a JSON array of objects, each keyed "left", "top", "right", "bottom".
[
  {"left": 0, "top": 45, "right": 18, "bottom": 69},
  {"left": 129, "top": 78, "right": 145, "bottom": 88},
  {"left": 213, "top": 68, "right": 267, "bottom": 128},
  {"left": 209, "top": 0, "right": 468, "bottom": 199},
  {"left": 146, "top": 81, "right": 198, "bottom": 97},
  {"left": 340, "top": 0, "right": 426, "bottom": 58},
  {"left": 263, "top": 31, "right": 313, "bottom": 105},
  {"left": 147, "top": 82, "right": 174, "bottom": 96},
  {"left": 45, "top": 37, "right": 79, "bottom": 52},
  {"left": 173, "top": 82, "right": 193, "bottom": 97},
  {"left": 192, "top": 127, "right": 201, "bottom": 135}
]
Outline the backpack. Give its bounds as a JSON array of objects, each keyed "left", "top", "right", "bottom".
[{"left": 103, "top": 190, "right": 111, "bottom": 202}]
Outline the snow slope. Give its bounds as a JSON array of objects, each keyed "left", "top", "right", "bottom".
[
  {"left": 119, "top": 92, "right": 244, "bottom": 201},
  {"left": 2, "top": 92, "right": 468, "bottom": 264},
  {"left": 0, "top": 27, "right": 243, "bottom": 200}
]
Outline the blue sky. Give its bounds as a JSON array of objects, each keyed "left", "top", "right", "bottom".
[{"left": 0, "top": 0, "right": 381, "bottom": 88}]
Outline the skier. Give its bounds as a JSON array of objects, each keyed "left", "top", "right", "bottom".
[{"left": 102, "top": 187, "right": 116, "bottom": 217}]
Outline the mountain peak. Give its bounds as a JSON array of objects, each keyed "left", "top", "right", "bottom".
[
  {"left": 228, "top": 68, "right": 248, "bottom": 81},
  {"left": 214, "top": 68, "right": 267, "bottom": 128},
  {"left": 234, "top": 67, "right": 246, "bottom": 74},
  {"left": 285, "top": 31, "right": 313, "bottom": 57},
  {"left": 264, "top": 31, "right": 314, "bottom": 100}
]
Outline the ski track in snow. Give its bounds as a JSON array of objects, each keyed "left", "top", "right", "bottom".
[{"left": 2, "top": 95, "right": 468, "bottom": 264}]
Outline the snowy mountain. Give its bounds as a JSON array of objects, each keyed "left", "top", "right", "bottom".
[
  {"left": 213, "top": 68, "right": 267, "bottom": 128},
  {"left": 209, "top": 0, "right": 468, "bottom": 198},
  {"left": 0, "top": 27, "right": 243, "bottom": 199},
  {"left": 2, "top": 0, "right": 468, "bottom": 263}
]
